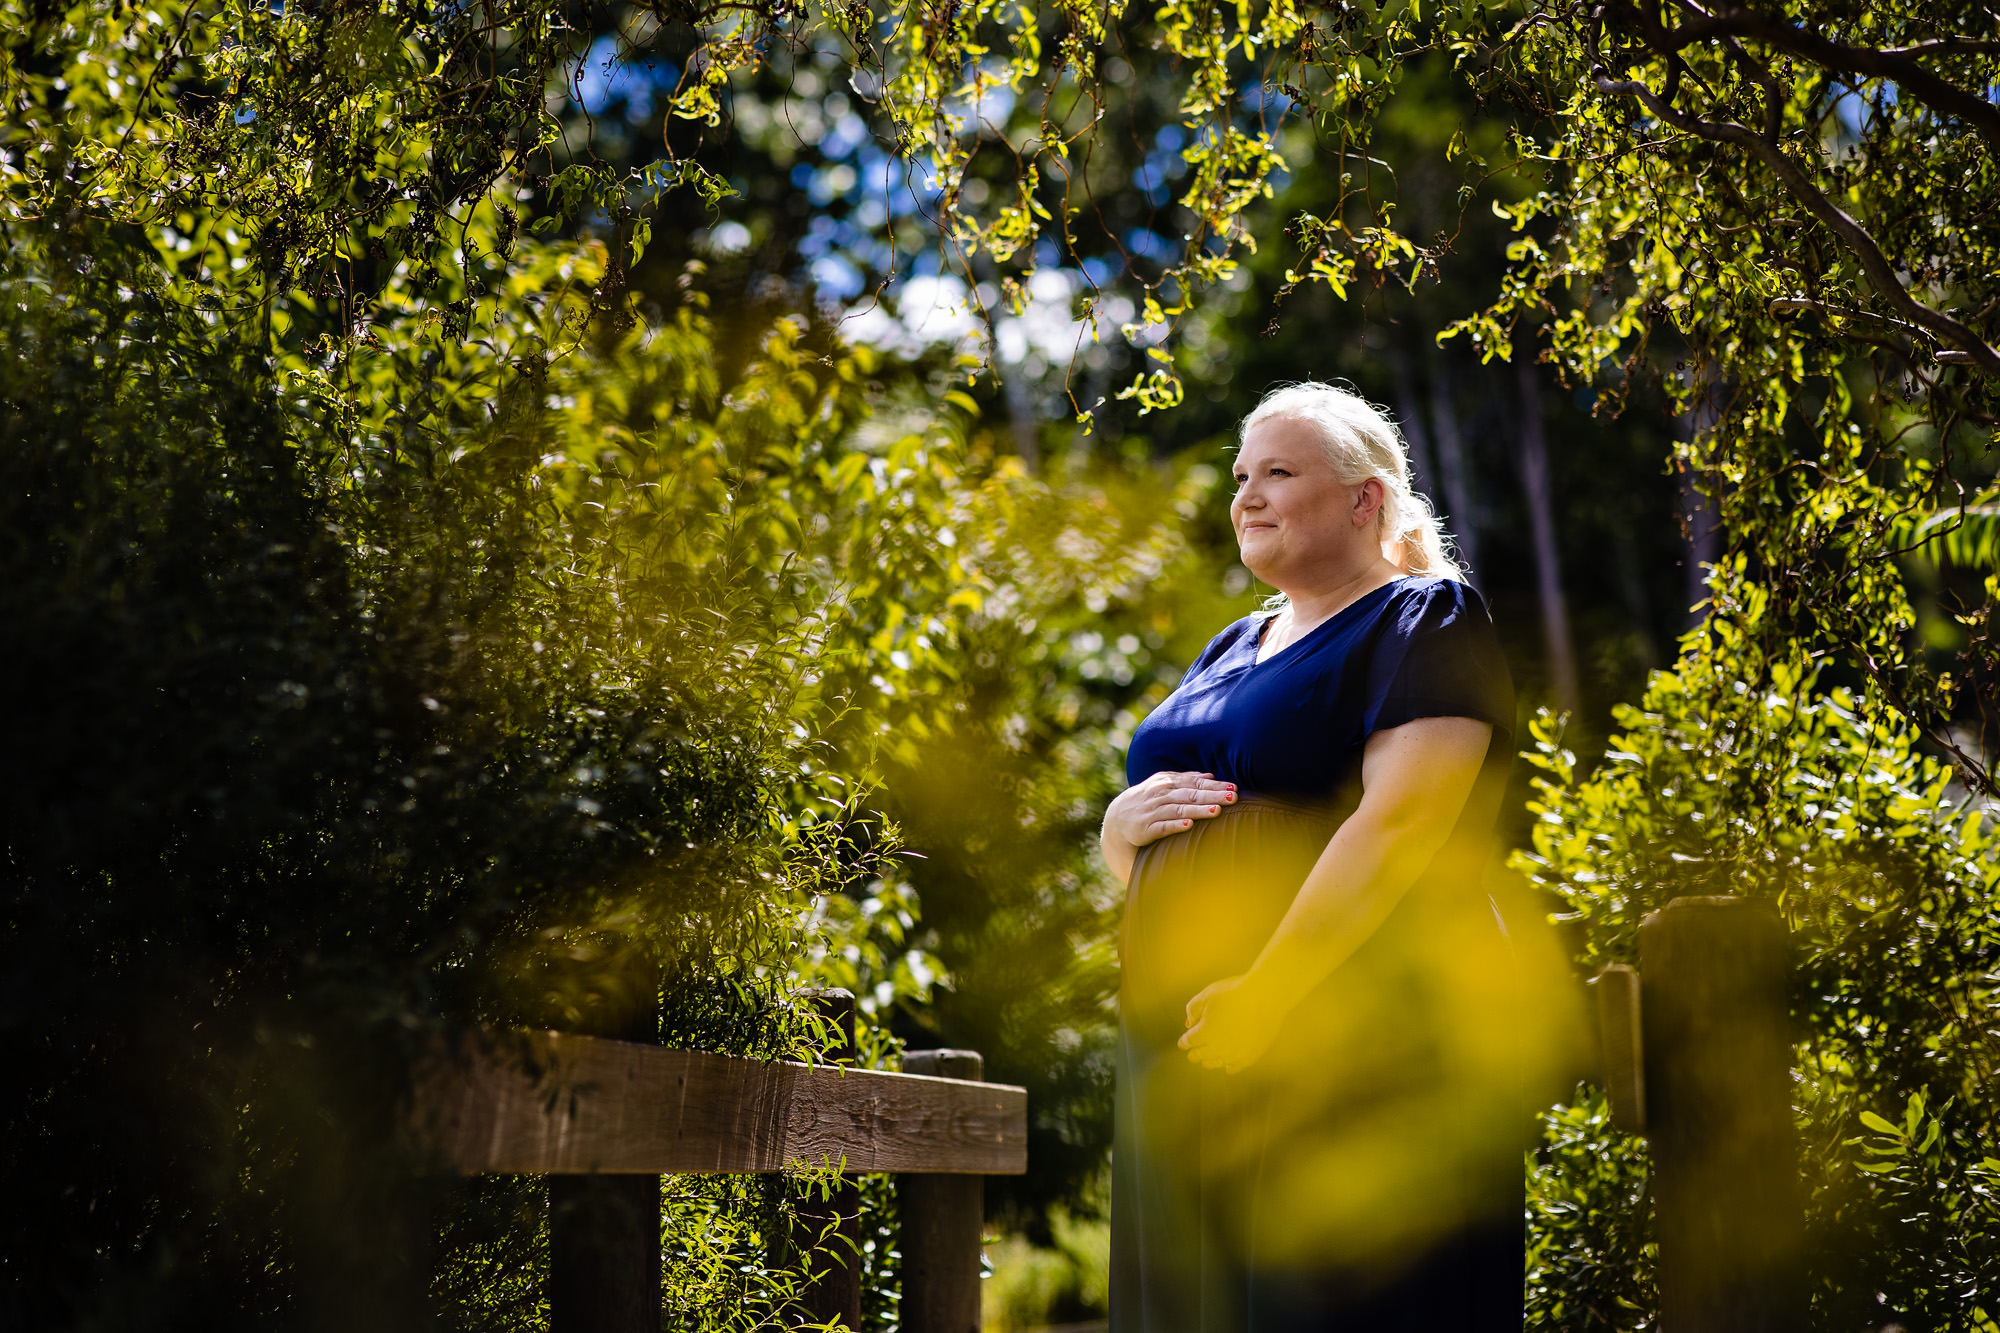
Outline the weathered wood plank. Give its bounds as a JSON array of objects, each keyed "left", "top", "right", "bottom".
[
  {"left": 417, "top": 1032, "right": 1028, "bottom": 1176},
  {"left": 898, "top": 1051, "right": 986, "bottom": 1333},
  {"left": 1593, "top": 963, "right": 1646, "bottom": 1133},
  {"left": 796, "top": 991, "right": 862, "bottom": 1331},
  {"left": 1642, "top": 896, "right": 1804, "bottom": 1333}
]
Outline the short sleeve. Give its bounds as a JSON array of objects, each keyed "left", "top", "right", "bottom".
[{"left": 1362, "top": 581, "right": 1514, "bottom": 739}]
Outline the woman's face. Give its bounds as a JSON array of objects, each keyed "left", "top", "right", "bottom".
[{"left": 1230, "top": 417, "right": 1383, "bottom": 590}]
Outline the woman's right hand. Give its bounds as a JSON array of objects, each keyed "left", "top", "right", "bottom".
[{"left": 1100, "top": 770, "right": 1236, "bottom": 885}]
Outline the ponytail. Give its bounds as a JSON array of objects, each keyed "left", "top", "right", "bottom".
[{"left": 1382, "top": 484, "right": 1462, "bottom": 582}]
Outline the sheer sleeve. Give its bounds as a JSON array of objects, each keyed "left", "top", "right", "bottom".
[{"left": 1362, "top": 581, "right": 1514, "bottom": 739}]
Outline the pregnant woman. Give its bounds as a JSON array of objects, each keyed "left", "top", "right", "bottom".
[{"left": 1104, "top": 383, "right": 1525, "bottom": 1331}]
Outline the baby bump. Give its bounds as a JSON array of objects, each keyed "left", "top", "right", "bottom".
[{"left": 1119, "top": 795, "right": 1337, "bottom": 1041}]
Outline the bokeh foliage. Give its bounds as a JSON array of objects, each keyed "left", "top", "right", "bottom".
[
  {"left": 11, "top": 0, "right": 2000, "bottom": 1326},
  {"left": 0, "top": 199, "right": 918, "bottom": 1323}
]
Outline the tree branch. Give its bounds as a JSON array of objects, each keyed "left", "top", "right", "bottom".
[
  {"left": 1654, "top": 9, "right": 2000, "bottom": 161},
  {"left": 1882, "top": 38, "right": 2000, "bottom": 57},
  {"left": 1768, "top": 296, "right": 1931, "bottom": 342},
  {"left": 1591, "top": 70, "right": 2000, "bottom": 376}
]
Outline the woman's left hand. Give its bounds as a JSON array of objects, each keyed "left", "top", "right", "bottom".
[{"left": 1179, "top": 975, "right": 1282, "bottom": 1073}]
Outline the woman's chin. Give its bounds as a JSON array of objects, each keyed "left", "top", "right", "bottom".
[{"left": 1236, "top": 548, "right": 1280, "bottom": 583}]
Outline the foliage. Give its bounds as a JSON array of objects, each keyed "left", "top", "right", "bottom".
[
  {"left": 1, "top": 1, "right": 1227, "bottom": 1319},
  {"left": 0, "top": 195, "right": 926, "bottom": 1320},
  {"left": 1458, "top": 2, "right": 2000, "bottom": 806},
  {"left": 575, "top": 0, "right": 2000, "bottom": 786},
  {"left": 1525, "top": 1090, "right": 1657, "bottom": 1332},
  {"left": 1844, "top": 1093, "right": 2000, "bottom": 1326},
  {"left": 15, "top": 0, "right": 1990, "bottom": 752},
  {"left": 1516, "top": 588, "right": 2000, "bottom": 1329},
  {"left": 981, "top": 1206, "right": 1114, "bottom": 1331},
  {"left": 547, "top": 0, "right": 2000, "bottom": 791},
  {"left": 14, "top": 0, "right": 2000, "bottom": 1323}
]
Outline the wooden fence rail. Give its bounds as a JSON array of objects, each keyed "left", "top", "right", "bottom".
[
  {"left": 416, "top": 1006, "right": 1024, "bottom": 1333},
  {"left": 420, "top": 1035, "right": 1025, "bottom": 1176}
]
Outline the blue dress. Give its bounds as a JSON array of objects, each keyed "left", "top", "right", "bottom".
[{"left": 1112, "top": 577, "right": 1522, "bottom": 1332}]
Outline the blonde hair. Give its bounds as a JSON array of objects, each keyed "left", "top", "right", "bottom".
[{"left": 1238, "top": 381, "right": 1465, "bottom": 583}]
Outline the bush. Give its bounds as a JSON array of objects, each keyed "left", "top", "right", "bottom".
[
  {"left": 982, "top": 1205, "right": 1113, "bottom": 1332},
  {"left": 1518, "top": 600, "right": 2000, "bottom": 1331}
]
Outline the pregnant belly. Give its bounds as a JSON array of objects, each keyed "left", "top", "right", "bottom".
[
  {"left": 1117, "top": 794, "right": 1554, "bottom": 1263},
  {"left": 1119, "top": 794, "right": 1339, "bottom": 1043}
]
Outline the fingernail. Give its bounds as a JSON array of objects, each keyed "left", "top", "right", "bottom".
[
  {"left": 1208, "top": 806, "right": 1219, "bottom": 814},
  {"left": 1182, "top": 819, "right": 1192, "bottom": 827}
]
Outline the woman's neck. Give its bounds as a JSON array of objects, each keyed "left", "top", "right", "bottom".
[{"left": 1274, "top": 557, "right": 1403, "bottom": 629}]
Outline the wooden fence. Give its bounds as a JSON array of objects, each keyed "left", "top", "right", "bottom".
[
  {"left": 418, "top": 991, "right": 1025, "bottom": 1333},
  {"left": 419, "top": 898, "right": 1805, "bottom": 1332},
  {"left": 1592, "top": 895, "right": 1806, "bottom": 1333}
]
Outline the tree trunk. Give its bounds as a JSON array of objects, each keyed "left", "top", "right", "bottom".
[
  {"left": 1676, "top": 380, "right": 1723, "bottom": 627},
  {"left": 1392, "top": 352, "right": 1442, "bottom": 507},
  {"left": 1426, "top": 360, "right": 1483, "bottom": 585},
  {"left": 1513, "top": 359, "right": 1581, "bottom": 716}
]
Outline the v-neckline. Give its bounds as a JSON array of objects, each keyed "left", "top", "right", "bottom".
[{"left": 1250, "top": 578, "right": 1407, "bottom": 668}]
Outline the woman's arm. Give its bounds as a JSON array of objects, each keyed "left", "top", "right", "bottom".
[
  {"left": 1178, "top": 716, "right": 1492, "bottom": 1072},
  {"left": 1100, "top": 770, "right": 1239, "bottom": 885}
]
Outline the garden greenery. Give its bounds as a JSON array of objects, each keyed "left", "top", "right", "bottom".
[
  {"left": 1521, "top": 592, "right": 2000, "bottom": 1329},
  {"left": 7, "top": 0, "right": 2000, "bottom": 1327},
  {"left": 616, "top": 0, "right": 2000, "bottom": 787},
  {"left": 0, "top": 2, "right": 1207, "bottom": 1322}
]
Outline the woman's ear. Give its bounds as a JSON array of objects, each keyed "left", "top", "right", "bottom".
[{"left": 1353, "top": 477, "right": 1387, "bottom": 527}]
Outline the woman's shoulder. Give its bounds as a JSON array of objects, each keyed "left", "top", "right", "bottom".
[
  {"left": 1380, "top": 574, "right": 1491, "bottom": 629},
  {"left": 1367, "top": 575, "right": 1513, "bottom": 732}
]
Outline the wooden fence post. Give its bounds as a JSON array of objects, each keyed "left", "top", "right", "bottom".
[
  {"left": 1592, "top": 963, "right": 1646, "bottom": 1134},
  {"left": 548, "top": 976, "right": 662, "bottom": 1333},
  {"left": 897, "top": 1050, "right": 985, "bottom": 1333},
  {"left": 796, "top": 990, "right": 863, "bottom": 1330},
  {"left": 1640, "top": 896, "right": 1804, "bottom": 1333}
]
